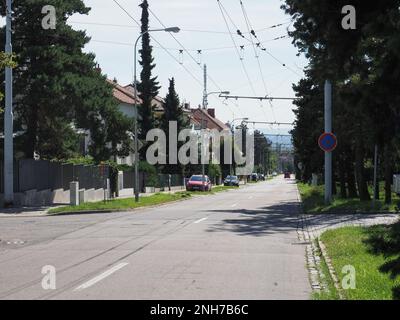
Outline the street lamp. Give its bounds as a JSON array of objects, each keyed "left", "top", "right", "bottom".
[
  {"left": 133, "top": 27, "right": 180, "bottom": 202},
  {"left": 201, "top": 90, "right": 230, "bottom": 191}
]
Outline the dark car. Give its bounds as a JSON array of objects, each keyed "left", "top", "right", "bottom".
[
  {"left": 250, "top": 173, "right": 259, "bottom": 182},
  {"left": 186, "top": 175, "right": 212, "bottom": 191},
  {"left": 284, "top": 172, "right": 291, "bottom": 179},
  {"left": 224, "top": 175, "right": 240, "bottom": 187}
]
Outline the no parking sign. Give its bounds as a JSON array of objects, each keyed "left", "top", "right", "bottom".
[{"left": 318, "top": 133, "right": 337, "bottom": 152}]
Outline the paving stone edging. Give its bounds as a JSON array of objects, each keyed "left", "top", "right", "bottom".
[
  {"left": 295, "top": 187, "right": 326, "bottom": 294},
  {"left": 296, "top": 184, "right": 400, "bottom": 299}
]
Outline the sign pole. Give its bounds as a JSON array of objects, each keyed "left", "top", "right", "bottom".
[
  {"left": 4, "top": 0, "right": 14, "bottom": 207},
  {"left": 324, "top": 80, "right": 332, "bottom": 204}
]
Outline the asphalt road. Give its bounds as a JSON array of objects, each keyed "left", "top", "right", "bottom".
[{"left": 0, "top": 176, "right": 311, "bottom": 300}]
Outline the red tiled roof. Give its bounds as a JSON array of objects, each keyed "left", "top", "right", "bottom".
[
  {"left": 107, "top": 79, "right": 142, "bottom": 105},
  {"left": 124, "top": 84, "right": 165, "bottom": 111},
  {"left": 190, "top": 108, "right": 229, "bottom": 132}
]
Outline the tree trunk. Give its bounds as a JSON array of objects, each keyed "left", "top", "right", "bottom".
[
  {"left": 339, "top": 156, "right": 347, "bottom": 198},
  {"left": 373, "top": 145, "right": 380, "bottom": 200},
  {"left": 384, "top": 143, "right": 392, "bottom": 204},
  {"left": 332, "top": 174, "right": 337, "bottom": 195},
  {"left": 25, "top": 109, "right": 38, "bottom": 159},
  {"left": 355, "top": 141, "right": 371, "bottom": 201},
  {"left": 345, "top": 155, "right": 358, "bottom": 198}
]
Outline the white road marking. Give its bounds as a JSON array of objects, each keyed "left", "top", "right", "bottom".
[
  {"left": 194, "top": 217, "right": 208, "bottom": 224},
  {"left": 74, "top": 262, "right": 129, "bottom": 291},
  {"left": 248, "top": 196, "right": 253, "bottom": 200},
  {"left": 231, "top": 203, "right": 238, "bottom": 208}
]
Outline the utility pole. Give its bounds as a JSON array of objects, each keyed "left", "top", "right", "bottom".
[
  {"left": 201, "top": 64, "right": 207, "bottom": 191},
  {"left": 324, "top": 80, "right": 332, "bottom": 204},
  {"left": 4, "top": 0, "right": 13, "bottom": 206}
]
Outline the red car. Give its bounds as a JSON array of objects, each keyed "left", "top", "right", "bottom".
[
  {"left": 186, "top": 175, "right": 212, "bottom": 191},
  {"left": 284, "top": 172, "right": 291, "bottom": 179}
]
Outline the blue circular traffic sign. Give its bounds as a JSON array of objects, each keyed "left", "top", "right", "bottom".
[{"left": 318, "top": 133, "right": 337, "bottom": 152}]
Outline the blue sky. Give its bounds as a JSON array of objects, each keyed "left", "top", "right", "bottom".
[
  {"left": 3, "top": 0, "right": 307, "bottom": 136},
  {"left": 69, "top": 0, "right": 308, "bottom": 135}
]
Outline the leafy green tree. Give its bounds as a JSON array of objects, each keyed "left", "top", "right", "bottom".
[
  {"left": 0, "top": 0, "right": 132, "bottom": 162},
  {"left": 137, "top": 0, "right": 161, "bottom": 159},
  {"left": 282, "top": 0, "right": 400, "bottom": 202},
  {"left": 0, "top": 52, "right": 16, "bottom": 111},
  {"left": 253, "top": 130, "right": 272, "bottom": 174},
  {"left": 161, "top": 77, "right": 189, "bottom": 174}
]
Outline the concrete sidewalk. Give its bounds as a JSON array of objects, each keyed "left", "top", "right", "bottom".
[
  {"left": 0, "top": 181, "right": 253, "bottom": 217},
  {"left": 0, "top": 206, "right": 51, "bottom": 217},
  {"left": 0, "top": 189, "right": 184, "bottom": 217}
]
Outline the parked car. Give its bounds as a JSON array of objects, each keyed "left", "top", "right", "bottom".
[
  {"left": 250, "top": 173, "right": 259, "bottom": 182},
  {"left": 284, "top": 172, "right": 291, "bottom": 179},
  {"left": 224, "top": 175, "right": 240, "bottom": 187},
  {"left": 186, "top": 175, "right": 212, "bottom": 191},
  {"left": 258, "top": 174, "right": 266, "bottom": 181},
  {"left": 272, "top": 172, "right": 278, "bottom": 177}
]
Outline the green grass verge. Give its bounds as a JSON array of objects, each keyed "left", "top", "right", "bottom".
[
  {"left": 297, "top": 183, "right": 400, "bottom": 213},
  {"left": 48, "top": 185, "right": 239, "bottom": 214},
  {"left": 320, "top": 224, "right": 400, "bottom": 300},
  {"left": 312, "top": 239, "right": 341, "bottom": 300},
  {"left": 48, "top": 192, "right": 192, "bottom": 214}
]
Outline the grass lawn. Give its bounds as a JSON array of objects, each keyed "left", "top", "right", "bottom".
[
  {"left": 48, "top": 192, "right": 192, "bottom": 214},
  {"left": 312, "top": 239, "right": 341, "bottom": 300},
  {"left": 48, "top": 185, "right": 239, "bottom": 214},
  {"left": 318, "top": 223, "right": 400, "bottom": 300},
  {"left": 298, "top": 182, "right": 400, "bottom": 213}
]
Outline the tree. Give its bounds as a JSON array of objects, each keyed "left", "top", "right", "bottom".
[
  {"left": 253, "top": 130, "right": 272, "bottom": 174},
  {"left": 0, "top": 0, "right": 132, "bottom": 162},
  {"left": 282, "top": 0, "right": 400, "bottom": 202},
  {"left": 0, "top": 52, "right": 16, "bottom": 112},
  {"left": 161, "top": 78, "right": 189, "bottom": 174},
  {"left": 137, "top": 0, "right": 161, "bottom": 159}
]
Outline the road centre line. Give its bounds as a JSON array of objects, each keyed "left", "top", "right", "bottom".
[{"left": 74, "top": 262, "right": 129, "bottom": 291}]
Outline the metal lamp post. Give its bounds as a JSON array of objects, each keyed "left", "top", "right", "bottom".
[
  {"left": 133, "top": 27, "right": 180, "bottom": 202},
  {"left": 201, "top": 90, "right": 230, "bottom": 191}
]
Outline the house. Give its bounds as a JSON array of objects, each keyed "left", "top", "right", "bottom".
[
  {"left": 189, "top": 107, "right": 230, "bottom": 133},
  {"left": 123, "top": 84, "right": 165, "bottom": 118},
  {"left": 108, "top": 79, "right": 142, "bottom": 119},
  {"left": 82, "top": 79, "right": 142, "bottom": 166},
  {"left": 84, "top": 79, "right": 230, "bottom": 166},
  {"left": 102, "top": 80, "right": 167, "bottom": 166}
]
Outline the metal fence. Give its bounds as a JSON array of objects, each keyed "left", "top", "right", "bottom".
[
  {"left": 121, "top": 172, "right": 184, "bottom": 192},
  {"left": 156, "top": 174, "right": 184, "bottom": 189},
  {"left": 122, "top": 170, "right": 145, "bottom": 192},
  {"left": 0, "top": 159, "right": 109, "bottom": 193},
  {"left": 0, "top": 159, "right": 187, "bottom": 194}
]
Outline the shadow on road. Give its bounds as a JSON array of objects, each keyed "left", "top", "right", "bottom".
[{"left": 205, "top": 201, "right": 301, "bottom": 237}]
